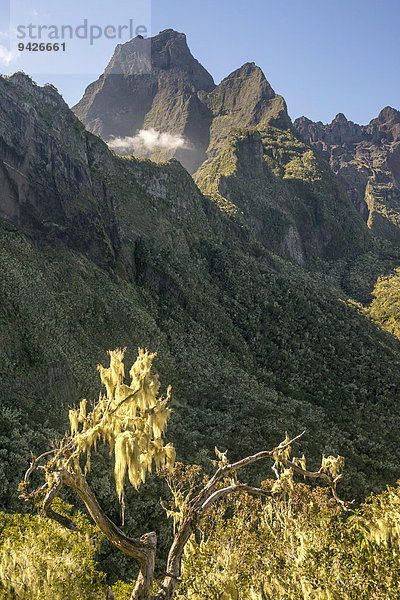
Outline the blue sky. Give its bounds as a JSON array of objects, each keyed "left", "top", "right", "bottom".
[{"left": 0, "top": 0, "right": 398, "bottom": 124}]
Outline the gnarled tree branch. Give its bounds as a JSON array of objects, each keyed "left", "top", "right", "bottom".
[
  {"left": 156, "top": 430, "right": 349, "bottom": 600},
  {"left": 21, "top": 430, "right": 347, "bottom": 600},
  {"left": 42, "top": 471, "right": 77, "bottom": 531},
  {"left": 200, "top": 484, "right": 272, "bottom": 514}
]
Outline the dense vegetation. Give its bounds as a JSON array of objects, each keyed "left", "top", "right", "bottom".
[
  {"left": 3, "top": 220, "right": 400, "bottom": 511},
  {"left": 0, "top": 500, "right": 105, "bottom": 599},
  {"left": 194, "top": 123, "right": 368, "bottom": 264},
  {"left": 7, "top": 347, "right": 400, "bottom": 600},
  {"left": 177, "top": 480, "right": 400, "bottom": 600},
  {"left": 369, "top": 267, "right": 400, "bottom": 338},
  {"left": 2, "top": 72, "right": 400, "bottom": 594},
  {"left": 3, "top": 471, "right": 400, "bottom": 599}
]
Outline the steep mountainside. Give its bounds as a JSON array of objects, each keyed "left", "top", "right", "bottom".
[
  {"left": 2, "top": 69, "right": 400, "bottom": 529},
  {"left": 201, "top": 62, "right": 291, "bottom": 158},
  {"left": 73, "top": 29, "right": 215, "bottom": 173},
  {"left": 295, "top": 108, "right": 400, "bottom": 239},
  {"left": 73, "top": 30, "right": 291, "bottom": 175},
  {"left": 194, "top": 118, "right": 367, "bottom": 264},
  {"left": 74, "top": 30, "right": 368, "bottom": 264},
  {"left": 368, "top": 266, "right": 400, "bottom": 339},
  {"left": 0, "top": 73, "right": 118, "bottom": 269}
]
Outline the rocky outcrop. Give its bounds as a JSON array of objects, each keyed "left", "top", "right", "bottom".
[
  {"left": 72, "top": 29, "right": 369, "bottom": 262},
  {"left": 294, "top": 108, "right": 400, "bottom": 239},
  {"left": 0, "top": 66, "right": 367, "bottom": 280},
  {"left": 0, "top": 72, "right": 120, "bottom": 267},
  {"left": 73, "top": 30, "right": 291, "bottom": 174},
  {"left": 0, "top": 71, "right": 209, "bottom": 271},
  {"left": 203, "top": 62, "right": 291, "bottom": 159},
  {"left": 194, "top": 124, "right": 368, "bottom": 263},
  {"left": 73, "top": 29, "right": 216, "bottom": 173}
]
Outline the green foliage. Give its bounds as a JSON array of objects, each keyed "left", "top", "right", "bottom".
[
  {"left": 3, "top": 219, "right": 400, "bottom": 510},
  {"left": 160, "top": 462, "right": 205, "bottom": 534},
  {"left": 177, "top": 481, "right": 400, "bottom": 600},
  {"left": 0, "top": 500, "right": 105, "bottom": 600},
  {"left": 111, "top": 579, "right": 158, "bottom": 599},
  {"left": 111, "top": 579, "right": 136, "bottom": 600},
  {"left": 366, "top": 180, "right": 400, "bottom": 239},
  {"left": 3, "top": 72, "right": 400, "bottom": 587},
  {"left": 195, "top": 123, "right": 367, "bottom": 262},
  {"left": 369, "top": 266, "right": 400, "bottom": 338}
]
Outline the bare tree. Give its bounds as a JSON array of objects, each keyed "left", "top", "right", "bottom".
[{"left": 19, "top": 349, "right": 347, "bottom": 600}]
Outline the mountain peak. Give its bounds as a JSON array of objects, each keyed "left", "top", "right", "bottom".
[
  {"left": 222, "top": 61, "right": 270, "bottom": 84},
  {"left": 6, "top": 71, "right": 67, "bottom": 108},
  {"left": 73, "top": 31, "right": 290, "bottom": 173},
  {"left": 234, "top": 61, "right": 259, "bottom": 73},
  {"left": 158, "top": 28, "right": 182, "bottom": 35},
  {"left": 333, "top": 112, "right": 348, "bottom": 124},
  {"left": 375, "top": 106, "right": 400, "bottom": 125},
  {"left": 211, "top": 62, "right": 276, "bottom": 110},
  {"left": 103, "top": 28, "right": 215, "bottom": 91}
]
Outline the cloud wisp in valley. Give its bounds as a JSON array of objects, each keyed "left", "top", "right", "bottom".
[{"left": 107, "top": 128, "right": 189, "bottom": 155}]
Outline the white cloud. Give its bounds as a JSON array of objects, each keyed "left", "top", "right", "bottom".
[
  {"left": 108, "top": 128, "right": 189, "bottom": 155},
  {"left": 0, "top": 44, "right": 19, "bottom": 68}
]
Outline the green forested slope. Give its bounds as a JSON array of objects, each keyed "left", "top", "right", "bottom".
[
  {"left": 369, "top": 267, "right": 400, "bottom": 338},
  {"left": 194, "top": 124, "right": 368, "bottom": 264},
  {"left": 2, "top": 203, "right": 400, "bottom": 506},
  {"left": 2, "top": 72, "right": 400, "bottom": 584}
]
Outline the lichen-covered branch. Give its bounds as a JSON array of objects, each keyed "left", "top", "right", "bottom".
[
  {"left": 42, "top": 472, "right": 77, "bottom": 531},
  {"left": 19, "top": 349, "right": 348, "bottom": 600},
  {"left": 156, "top": 431, "right": 347, "bottom": 600}
]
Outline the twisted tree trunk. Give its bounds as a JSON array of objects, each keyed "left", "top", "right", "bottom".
[
  {"left": 60, "top": 469, "right": 157, "bottom": 600},
  {"left": 156, "top": 511, "right": 196, "bottom": 599}
]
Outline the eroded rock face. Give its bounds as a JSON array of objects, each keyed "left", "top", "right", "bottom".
[
  {"left": 294, "top": 108, "right": 400, "bottom": 239},
  {"left": 73, "top": 30, "right": 291, "bottom": 174},
  {"left": 0, "top": 72, "right": 120, "bottom": 267},
  {"left": 0, "top": 70, "right": 223, "bottom": 277},
  {"left": 203, "top": 62, "right": 291, "bottom": 160},
  {"left": 73, "top": 29, "right": 216, "bottom": 173},
  {"left": 1, "top": 39, "right": 368, "bottom": 271}
]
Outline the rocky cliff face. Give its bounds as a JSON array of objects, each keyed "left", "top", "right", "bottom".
[
  {"left": 73, "top": 30, "right": 367, "bottom": 262},
  {"left": 194, "top": 123, "right": 368, "bottom": 263},
  {"left": 73, "top": 29, "right": 216, "bottom": 173},
  {"left": 0, "top": 72, "right": 120, "bottom": 268},
  {"left": 294, "top": 108, "right": 400, "bottom": 239},
  {"left": 202, "top": 61, "right": 291, "bottom": 159},
  {"left": 0, "top": 70, "right": 216, "bottom": 273},
  {"left": 73, "top": 30, "right": 291, "bottom": 174}
]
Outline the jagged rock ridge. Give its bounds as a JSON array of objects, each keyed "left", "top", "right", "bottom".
[
  {"left": 73, "top": 29, "right": 367, "bottom": 264},
  {"left": 295, "top": 108, "right": 400, "bottom": 239},
  {"left": 73, "top": 29, "right": 290, "bottom": 174},
  {"left": 73, "top": 29, "right": 215, "bottom": 173}
]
